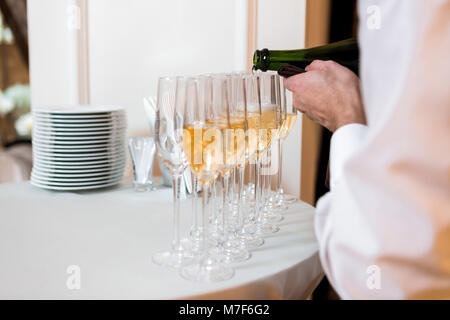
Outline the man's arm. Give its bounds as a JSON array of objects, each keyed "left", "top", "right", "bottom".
[{"left": 285, "top": 1, "right": 450, "bottom": 298}]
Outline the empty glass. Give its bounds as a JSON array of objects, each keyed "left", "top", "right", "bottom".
[
  {"left": 128, "top": 136, "right": 156, "bottom": 192},
  {"left": 152, "top": 76, "right": 193, "bottom": 268}
]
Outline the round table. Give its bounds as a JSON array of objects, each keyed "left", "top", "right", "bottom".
[{"left": 0, "top": 182, "right": 323, "bottom": 299}]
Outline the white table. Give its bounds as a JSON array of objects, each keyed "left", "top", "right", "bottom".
[{"left": 0, "top": 182, "right": 323, "bottom": 299}]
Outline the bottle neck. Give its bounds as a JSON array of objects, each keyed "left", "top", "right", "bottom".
[
  {"left": 252, "top": 39, "right": 359, "bottom": 73},
  {"left": 253, "top": 48, "right": 270, "bottom": 71}
]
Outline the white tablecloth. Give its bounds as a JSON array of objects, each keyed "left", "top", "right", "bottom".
[{"left": 0, "top": 182, "right": 323, "bottom": 299}]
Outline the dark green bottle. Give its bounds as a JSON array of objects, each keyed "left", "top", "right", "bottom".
[{"left": 253, "top": 38, "right": 359, "bottom": 75}]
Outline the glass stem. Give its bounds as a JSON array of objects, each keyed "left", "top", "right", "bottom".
[
  {"left": 212, "top": 179, "right": 218, "bottom": 225},
  {"left": 277, "top": 139, "right": 283, "bottom": 194},
  {"left": 222, "top": 172, "right": 230, "bottom": 233},
  {"left": 265, "top": 148, "right": 271, "bottom": 204},
  {"left": 230, "top": 169, "right": 236, "bottom": 208},
  {"left": 172, "top": 174, "right": 183, "bottom": 252},
  {"left": 192, "top": 177, "right": 199, "bottom": 233},
  {"left": 255, "top": 159, "right": 262, "bottom": 224},
  {"left": 238, "top": 164, "right": 246, "bottom": 230},
  {"left": 201, "top": 182, "right": 210, "bottom": 253},
  {"left": 248, "top": 161, "right": 254, "bottom": 191}
]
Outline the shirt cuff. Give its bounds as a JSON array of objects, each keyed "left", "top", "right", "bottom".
[{"left": 329, "top": 123, "right": 368, "bottom": 190}]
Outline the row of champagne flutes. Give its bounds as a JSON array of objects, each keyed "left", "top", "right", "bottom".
[{"left": 152, "top": 71, "right": 298, "bottom": 282}]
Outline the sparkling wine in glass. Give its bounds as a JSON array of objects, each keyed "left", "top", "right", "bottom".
[{"left": 180, "top": 76, "right": 235, "bottom": 282}]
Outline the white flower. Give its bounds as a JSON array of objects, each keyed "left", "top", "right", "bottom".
[
  {"left": 15, "top": 112, "right": 33, "bottom": 136},
  {"left": 0, "top": 91, "right": 14, "bottom": 115}
]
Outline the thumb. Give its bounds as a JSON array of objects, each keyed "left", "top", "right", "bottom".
[
  {"left": 283, "top": 77, "right": 296, "bottom": 92},
  {"left": 284, "top": 73, "right": 305, "bottom": 92},
  {"left": 306, "top": 60, "right": 326, "bottom": 71}
]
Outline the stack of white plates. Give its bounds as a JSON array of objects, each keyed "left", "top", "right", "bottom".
[{"left": 31, "top": 105, "right": 127, "bottom": 191}]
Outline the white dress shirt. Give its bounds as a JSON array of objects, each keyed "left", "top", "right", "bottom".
[{"left": 315, "top": 0, "right": 450, "bottom": 299}]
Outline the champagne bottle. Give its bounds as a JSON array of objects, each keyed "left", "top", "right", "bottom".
[{"left": 253, "top": 38, "right": 359, "bottom": 75}]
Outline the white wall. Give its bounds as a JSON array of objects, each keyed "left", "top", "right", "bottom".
[
  {"left": 28, "top": 0, "right": 75, "bottom": 107},
  {"left": 88, "top": 0, "right": 248, "bottom": 133},
  {"left": 258, "top": 0, "right": 306, "bottom": 197}
]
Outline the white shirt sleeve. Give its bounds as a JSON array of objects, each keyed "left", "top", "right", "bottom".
[
  {"left": 315, "top": 0, "right": 450, "bottom": 299},
  {"left": 315, "top": 123, "right": 368, "bottom": 249},
  {"left": 315, "top": 124, "right": 368, "bottom": 295},
  {"left": 329, "top": 124, "right": 368, "bottom": 191}
]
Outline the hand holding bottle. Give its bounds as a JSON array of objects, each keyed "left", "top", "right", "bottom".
[{"left": 284, "top": 60, "right": 366, "bottom": 132}]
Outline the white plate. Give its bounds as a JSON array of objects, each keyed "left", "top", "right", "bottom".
[
  {"left": 32, "top": 113, "right": 125, "bottom": 120},
  {"left": 33, "top": 128, "right": 126, "bottom": 135},
  {"left": 32, "top": 171, "right": 123, "bottom": 183},
  {"left": 33, "top": 150, "right": 126, "bottom": 161},
  {"left": 33, "top": 129, "right": 125, "bottom": 136},
  {"left": 32, "top": 141, "right": 125, "bottom": 148},
  {"left": 33, "top": 118, "right": 125, "bottom": 126},
  {"left": 34, "top": 105, "right": 124, "bottom": 114},
  {"left": 32, "top": 167, "right": 124, "bottom": 178},
  {"left": 33, "top": 128, "right": 126, "bottom": 136},
  {"left": 33, "top": 123, "right": 126, "bottom": 130},
  {"left": 32, "top": 138, "right": 124, "bottom": 145},
  {"left": 32, "top": 134, "right": 125, "bottom": 142},
  {"left": 33, "top": 145, "right": 124, "bottom": 154},
  {"left": 33, "top": 163, "right": 125, "bottom": 173},
  {"left": 30, "top": 179, "right": 121, "bottom": 191},
  {"left": 33, "top": 163, "right": 125, "bottom": 170},
  {"left": 33, "top": 159, "right": 125, "bottom": 169},
  {"left": 33, "top": 113, "right": 125, "bottom": 120},
  {"left": 33, "top": 149, "right": 124, "bottom": 159},
  {"left": 33, "top": 112, "right": 124, "bottom": 118},
  {"left": 32, "top": 142, "right": 124, "bottom": 151},
  {"left": 33, "top": 154, "right": 125, "bottom": 164},
  {"left": 31, "top": 175, "right": 122, "bottom": 186},
  {"left": 33, "top": 116, "right": 126, "bottom": 124}
]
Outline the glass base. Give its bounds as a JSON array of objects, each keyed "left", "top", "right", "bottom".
[
  {"left": 180, "top": 260, "right": 235, "bottom": 282},
  {"left": 133, "top": 182, "right": 155, "bottom": 192},
  {"left": 264, "top": 213, "right": 284, "bottom": 223},
  {"left": 267, "top": 200, "right": 289, "bottom": 213},
  {"left": 189, "top": 227, "right": 203, "bottom": 240},
  {"left": 185, "top": 236, "right": 203, "bottom": 255},
  {"left": 240, "top": 233, "right": 264, "bottom": 250},
  {"left": 282, "top": 194, "right": 298, "bottom": 204},
  {"left": 152, "top": 250, "right": 193, "bottom": 268},
  {"left": 220, "top": 247, "right": 251, "bottom": 264},
  {"left": 255, "top": 223, "right": 280, "bottom": 235}
]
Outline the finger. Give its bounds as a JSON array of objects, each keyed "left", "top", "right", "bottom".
[
  {"left": 292, "top": 95, "right": 306, "bottom": 113},
  {"left": 305, "top": 60, "right": 329, "bottom": 72},
  {"left": 284, "top": 72, "right": 305, "bottom": 92}
]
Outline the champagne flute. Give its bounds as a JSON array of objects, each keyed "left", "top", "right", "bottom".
[
  {"left": 272, "top": 77, "right": 298, "bottom": 208},
  {"left": 265, "top": 77, "right": 290, "bottom": 221},
  {"left": 152, "top": 76, "right": 193, "bottom": 268},
  {"left": 216, "top": 73, "right": 251, "bottom": 262},
  {"left": 251, "top": 71, "right": 282, "bottom": 235},
  {"left": 208, "top": 74, "right": 233, "bottom": 243},
  {"left": 180, "top": 76, "right": 235, "bottom": 282},
  {"left": 229, "top": 73, "right": 265, "bottom": 249},
  {"left": 277, "top": 112, "right": 299, "bottom": 203}
]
